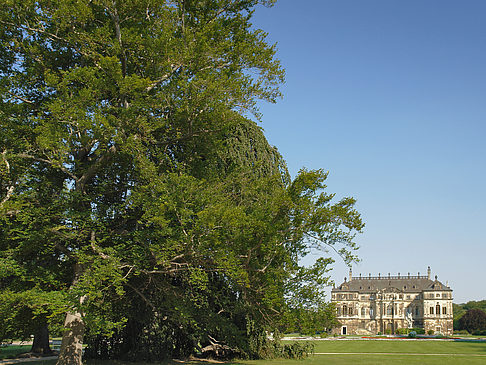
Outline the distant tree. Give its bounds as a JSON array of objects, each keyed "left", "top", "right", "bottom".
[
  {"left": 453, "top": 300, "right": 486, "bottom": 330},
  {"left": 458, "top": 309, "right": 486, "bottom": 333}
]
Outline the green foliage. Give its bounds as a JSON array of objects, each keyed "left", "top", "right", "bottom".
[
  {"left": 457, "top": 309, "right": 486, "bottom": 334},
  {"left": 454, "top": 301, "right": 486, "bottom": 330}
]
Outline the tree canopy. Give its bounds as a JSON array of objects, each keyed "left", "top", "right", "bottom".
[{"left": 0, "top": 1, "right": 363, "bottom": 363}]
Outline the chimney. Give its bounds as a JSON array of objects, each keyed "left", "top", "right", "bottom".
[{"left": 427, "top": 266, "right": 431, "bottom": 280}]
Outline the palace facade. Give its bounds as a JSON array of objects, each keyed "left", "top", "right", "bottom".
[{"left": 331, "top": 267, "right": 453, "bottom": 335}]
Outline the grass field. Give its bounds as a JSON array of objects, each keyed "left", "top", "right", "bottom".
[
  {"left": 2, "top": 339, "right": 485, "bottom": 365},
  {"left": 0, "top": 345, "right": 31, "bottom": 360}
]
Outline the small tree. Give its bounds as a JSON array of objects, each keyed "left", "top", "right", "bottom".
[{"left": 458, "top": 309, "right": 486, "bottom": 334}]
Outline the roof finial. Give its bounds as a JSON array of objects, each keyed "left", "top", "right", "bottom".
[
  {"left": 427, "top": 266, "right": 431, "bottom": 280},
  {"left": 349, "top": 267, "right": 352, "bottom": 282},
  {"left": 435, "top": 275, "right": 438, "bottom": 280}
]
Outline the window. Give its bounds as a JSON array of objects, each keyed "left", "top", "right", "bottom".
[
  {"left": 430, "top": 307, "right": 434, "bottom": 315},
  {"left": 415, "top": 307, "right": 419, "bottom": 316},
  {"left": 348, "top": 307, "right": 353, "bottom": 316},
  {"left": 442, "top": 306, "right": 447, "bottom": 315},
  {"left": 343, "top": 305, "right": 347, "bottom": 316},
  {"left": 387, "top": 305, "right": 393, "bottom": 315},
  {"left": 337, "top": 307, "right": 341, "bottom": 315},
  {"left": 407, "top": 295, "right": 410, "bottom": 300},
  {"left": 361, "top": 307, "right": 366, "bottom": 316},
  {"left": 436, "top": 304, "right": 441, "bottom": 315},
  {"left": 436, "top": 293, "right": 440, "bottom": 298},
  {"left": 370, "top": 308, "right": 374, "bottom": 317}
]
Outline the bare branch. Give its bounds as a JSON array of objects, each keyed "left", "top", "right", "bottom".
[
  {"left": 90, "top": 231, "right": 110, "bottom": 260},
  {"left": 5, "top": 90, "right": 35, "bottom": 104},
  {"left": 126, "top": 282, "right": 157, "bottom": 311},
  {"left": 146, "top": 64, "right": 182, "bottom": 92},
  {"left": 1, "top": 186, "right": 14, "bottom": 207},
  {"left": 76, "top": 145, "right": 117, "bottom": 192}
]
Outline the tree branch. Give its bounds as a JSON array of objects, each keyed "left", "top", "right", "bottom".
[
  {"left": 5, "top": 89, "right": 35, "bottom": 104},
  {"left": 145, "top": 64, "right": 182, "bottom": 92},
  {"left": 17, "top": 153, "right": 77, "bottom": 181}
]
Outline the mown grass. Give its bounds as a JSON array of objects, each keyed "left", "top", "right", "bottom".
[
  {"left": 0, "top": 345, "right": 31, "bottom": 360},
  {"left": 309, "top": 339, "right": 486, "bottom": 354},
  {"left": 4, "top": 340, "right": 486, "bottom": 365}
]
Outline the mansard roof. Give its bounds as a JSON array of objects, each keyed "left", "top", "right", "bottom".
[{"left": 332, "top": 274, "right": 452, "bottom": 293}]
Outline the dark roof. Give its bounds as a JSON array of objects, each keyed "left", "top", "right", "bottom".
[{"left": 332, "top": 276, "right": 452, "bottom": 293}]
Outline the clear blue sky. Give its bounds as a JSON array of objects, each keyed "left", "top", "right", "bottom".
[{"left": 251, "top": 0, "right": 486, "bottom": 303}]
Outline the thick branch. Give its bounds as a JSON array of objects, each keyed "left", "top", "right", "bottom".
[{"left": 76, "top": 145, "right": 116, "bottom": 192}]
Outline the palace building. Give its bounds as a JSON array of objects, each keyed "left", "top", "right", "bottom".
[{"left": 331, "top": 267, "right": 453, "bottom": 335}]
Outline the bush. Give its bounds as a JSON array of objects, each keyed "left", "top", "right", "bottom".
[
  {"left": 471, "top": 330, "right": 486, "bottom": 336},
  {"left": 408, "top": 331, "right": 417, "bottom": 338},
  {"left": 396, "top": 328, "right": 409, "bottom": 335},
  {"left": 427, "top": 330, "right": 434, "bottom": 336}
]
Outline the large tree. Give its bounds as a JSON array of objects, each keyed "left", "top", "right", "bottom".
[
  {"left": 0, "top": 1, "right": 363, "bottom": 363},
  {"left": 458, "top": 309, "right": 486, "bottom": 334}
]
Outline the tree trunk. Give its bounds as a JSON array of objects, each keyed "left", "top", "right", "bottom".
[
  {"left": 31, "top": 323, "right": 53, "bottom": 355},
  {"left": 56, "top": 311, "right": 84, "bottom": 365},
  {"left": 57, "top": 264, "right": 85, "bottom": 365}
]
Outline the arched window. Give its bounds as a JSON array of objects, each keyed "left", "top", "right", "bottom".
[
  {"left": 387, "top": 305, "right": 393, "bottom": 315},
  {"left": 343, "top": 305, "right": 347, "bottom": 316},
  {"left": 442, "top": 306, "right": 447, "bottom": 315},
  {"left": 430, "top": 306, "right": 434, "bottom": 315},
  {"left": 349, "top": 307, "right": 353, "bottom": 316},
  {"left": 436, "top": 304, "right": 441, "bottom": 315}
]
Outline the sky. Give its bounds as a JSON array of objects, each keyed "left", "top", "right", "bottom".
[{"left": 251, "top": 0, "right": 486, "bottom": 303}]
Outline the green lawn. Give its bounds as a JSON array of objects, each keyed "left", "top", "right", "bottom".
[
  {"left": 4, "top": 340, "right": 486, "bottom": 365},
  {"left": 310, "top": 339, "right": 486, "bottom": 354},
  {"left": 0, "top": 345, "right": 31, "bottom": 360}
]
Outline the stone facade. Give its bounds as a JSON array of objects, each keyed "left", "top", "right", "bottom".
[{"left": 331, "top": 267, "right": 453, "bottom": 335}]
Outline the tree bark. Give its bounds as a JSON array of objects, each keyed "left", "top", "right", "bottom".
[
  {"left": 56, "top": 311, "right": 84, "bottom": 365},
  {"left": 31, "top": 324, "right": 53, "bottom": 355},
  {"left": 57, "top": 264, "right": 85, "bottom": 365}
]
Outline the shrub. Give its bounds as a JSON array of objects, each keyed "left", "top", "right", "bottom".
[
  {"left": 396, "top": 328, "right": 409, "bottom": 335},
  {"left": 471, "top": 330, "right": 486, "bottom": 336},
  {"left": 408, "top": 331, "right": 417, "bottom": 338},
  {"left": 427, "top": 330, "right": 434, "bottom": 336}
]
